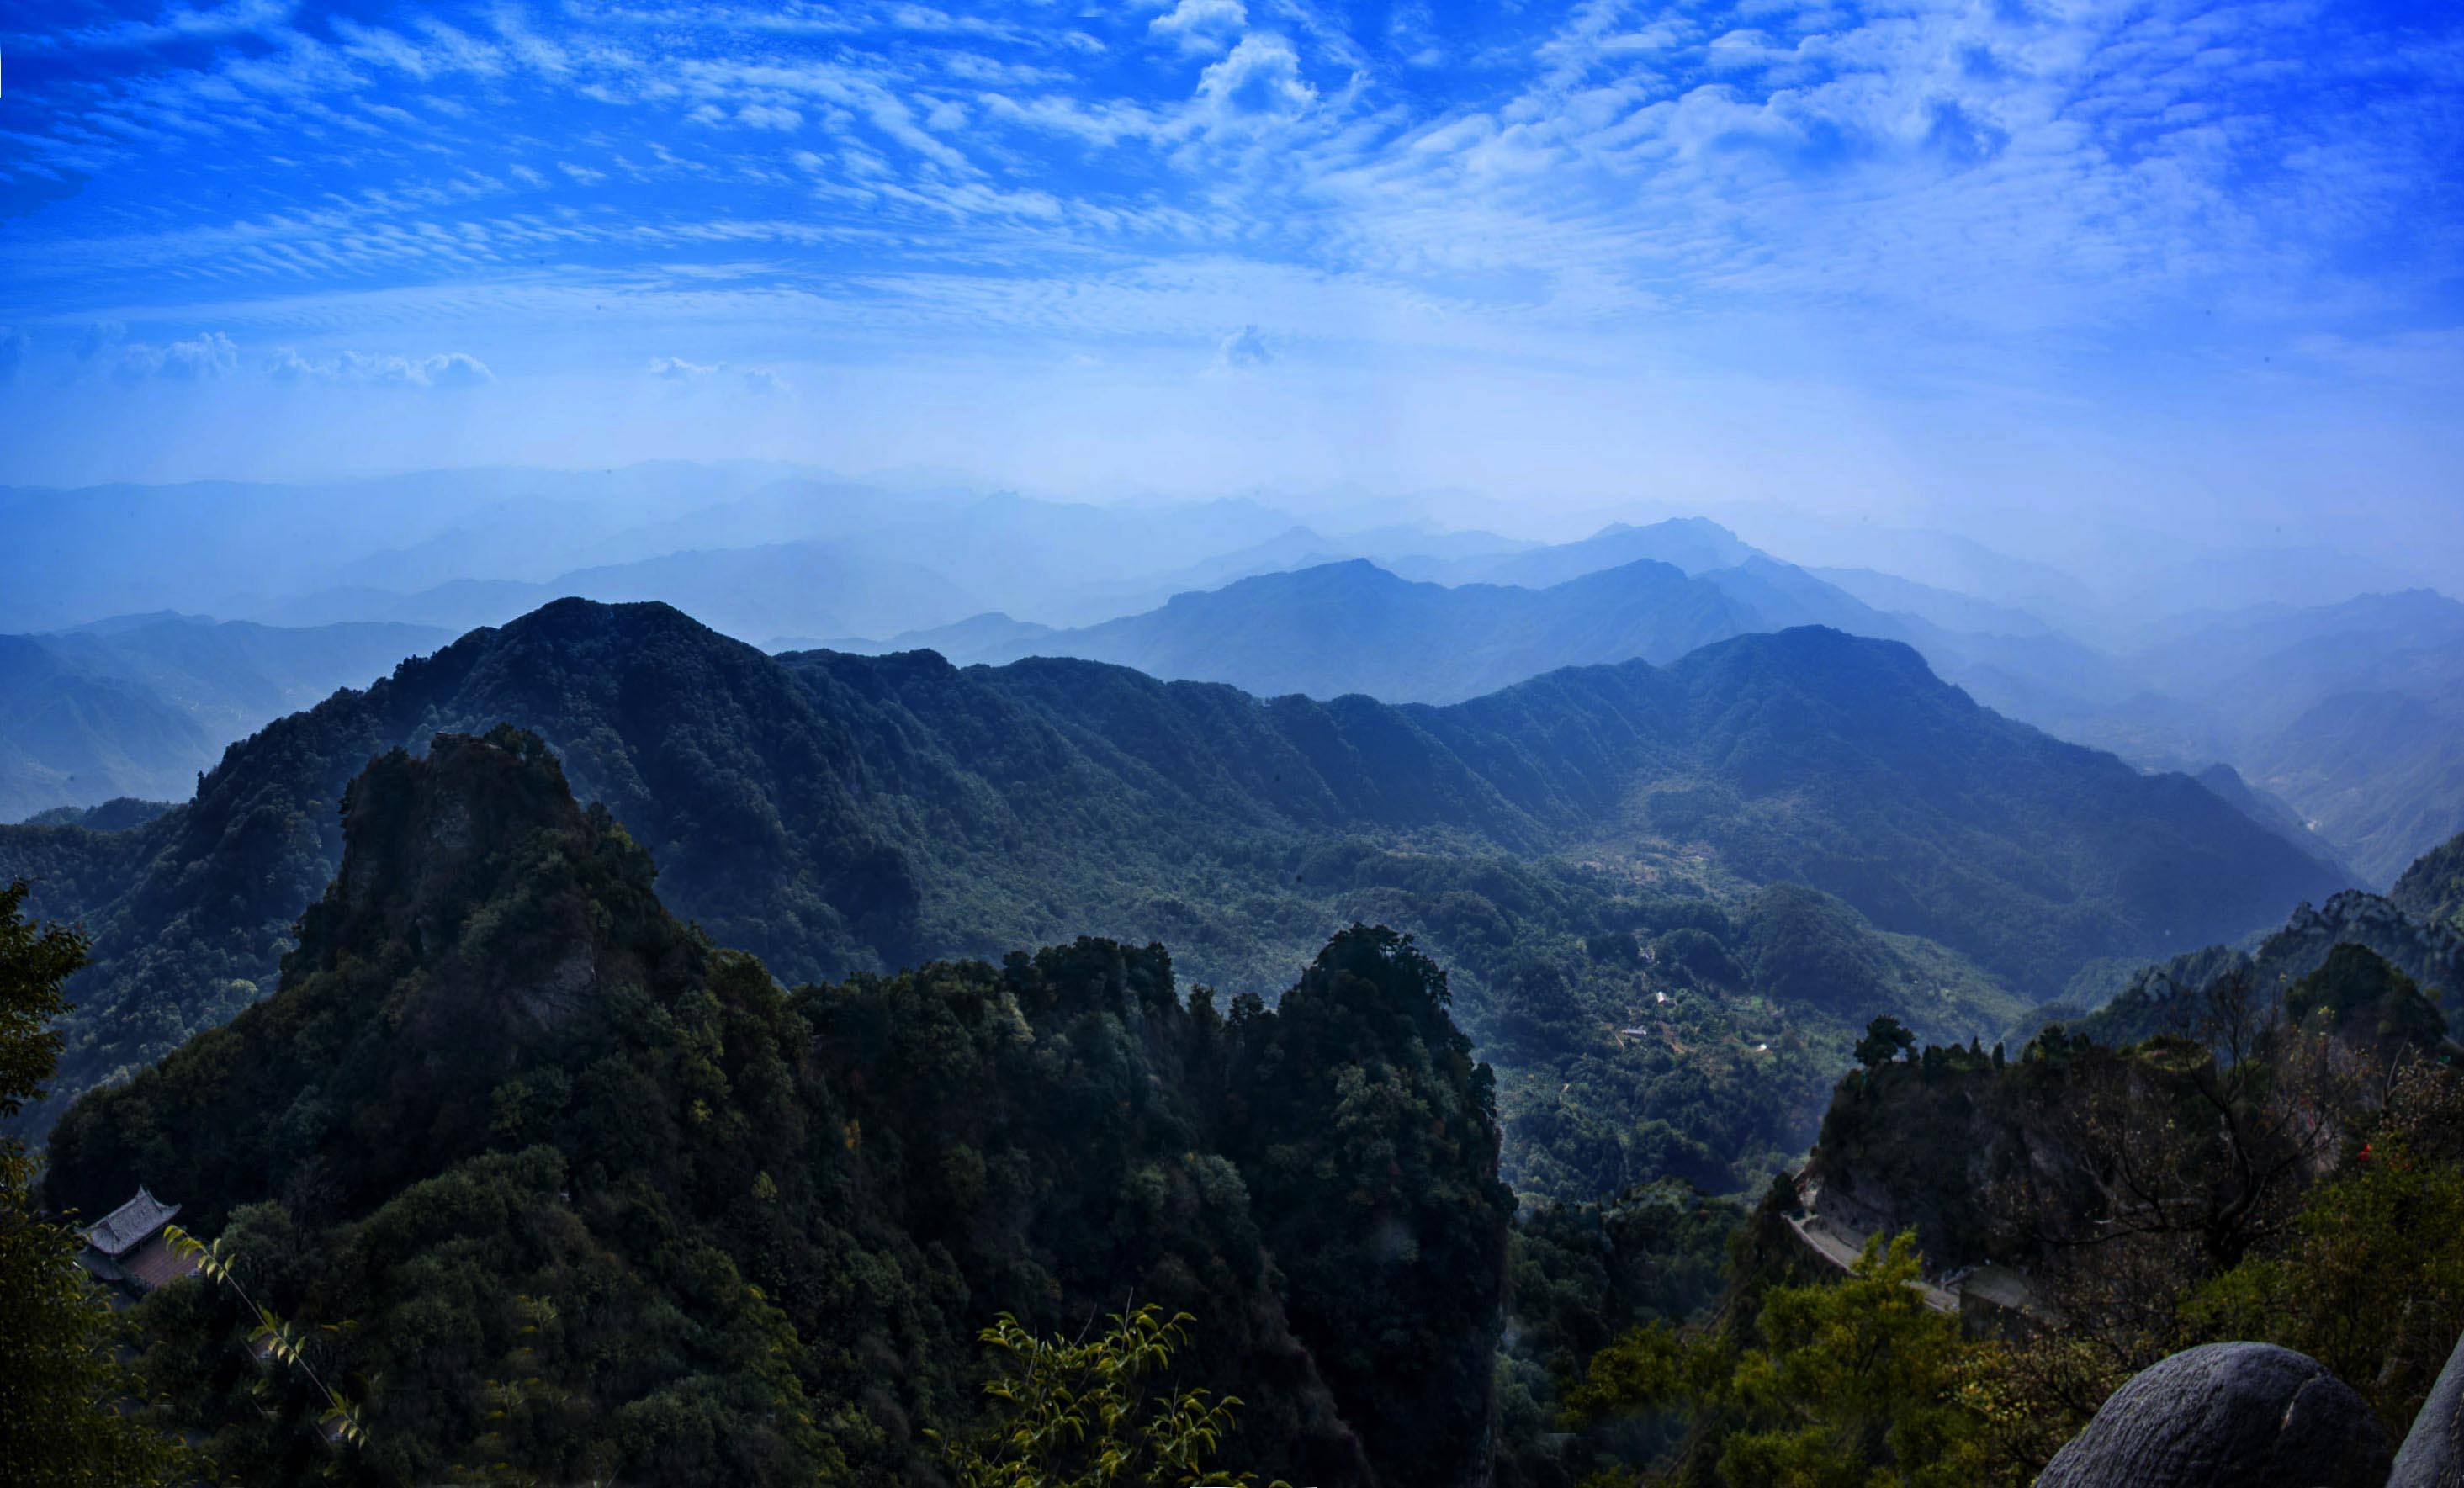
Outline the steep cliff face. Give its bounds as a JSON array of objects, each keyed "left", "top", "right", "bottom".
[
  {"left": 46, "top": 724, "right": 703, "bottom": 1222},
  {"left": 1800, "top": 1041, "right": 2167, "bottom": 1273}
]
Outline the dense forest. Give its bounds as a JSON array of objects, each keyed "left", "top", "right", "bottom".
[
  {"left": 0, "top": 600, "right": 2339, "bottom": 1207},
  {"left": 46, "top": 728, "right": 1517, "bottom": 1484},
  {"left": 1557, "top": 868, "right": 2464, "bottom": 1485},
  {"left": 26, "top": 729, "right": 2464, "bottom": 1485}
]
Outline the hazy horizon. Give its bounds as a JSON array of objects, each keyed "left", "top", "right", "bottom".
[{"left": 5, "top": 0, "right": 2461, "bottom": 589}]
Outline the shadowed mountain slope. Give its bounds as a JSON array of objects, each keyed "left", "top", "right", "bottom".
[{"left": 1, "top": 601, "right": 2341, "bottom": 1148}]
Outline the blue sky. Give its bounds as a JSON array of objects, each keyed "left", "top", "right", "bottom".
[{"left": 2, "top": 0, "right": 2459, "bottom": 568}]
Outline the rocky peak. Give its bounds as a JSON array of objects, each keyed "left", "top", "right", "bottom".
[
  {"left": 293, "top": 724, "right": 688, "bottom": 1044},
  {"left": 2085, "top": 887, "right": 2464, "bottom": 1046},
  {"left": 46, "top": 725, "right": 704, "bottom": 1228}
]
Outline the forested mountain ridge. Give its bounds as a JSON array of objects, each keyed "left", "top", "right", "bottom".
[
  {"left": 1, "top": 601, "right": 2342, "bottom": 1195},
  {"left": 8, "top": 469, "right": 2451, "bottom": 883},
  {"left": 43, "top": 727, "right": 1513, "bottom": 1485},
  {"left": 2059, "top": 883, "right": 2464, "bottom": 1051},
  {"left": 1645, "top": 844, "right": 2464, "bottom": 1487},
  {"left": 880, "top": 545, "right": 2445, "bottom": 883},
  {"left": 2040, "top": 822, "right": 2464, "bottom": 1054},
  {"left": 1521, "top": 826, "right": 2464, "bottom": 1485}
]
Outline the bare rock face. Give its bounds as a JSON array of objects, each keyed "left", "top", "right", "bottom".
[
  {"left": 2390, "top": 1331, "right": 2464, "bottom": 1488},
  {"left": 2037, "top": 1342, "right": 2390, "bottom": 1488}
]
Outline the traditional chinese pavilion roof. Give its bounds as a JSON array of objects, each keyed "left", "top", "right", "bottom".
[{"left": 85, "top": 1186, "right": 179, "bottom": 1258}]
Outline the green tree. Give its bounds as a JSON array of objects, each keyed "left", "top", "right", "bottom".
[
  {"left": 1572, "top": 1231, "right": 1995, "bottom": 1488},
  {"left": 1854, "top": 1017, "right": 1916, "bottom": 1072},
  {"left": 0, "top": 879, "right": 184, "bottom": 1485},
  {"left": 2186, "top": 1135, "right": 2464, "bottom": 1436},
  {"left": 936, "top": 1304, "right": 1283, "bottom": 1488}
]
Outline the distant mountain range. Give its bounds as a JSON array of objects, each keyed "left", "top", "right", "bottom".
[
  {"left": 0, "top": 600, "right": 2342, "bottom": 1172},
  {"left": 0, "top": 614, "right": 448, "bottom": 821},
  {"left": 2125, "top": 591, "right": 2464, "bottom": 883},
  {"left": 0, "top": 469, "right": 1317, "bottom": 633},
  {"left": 830, "top": 549, "right": 2373, "bottom": 876},
  {"left": 823, "top": 522, "right": 2460, "bottom": 885},
  {"left": 255, "top": 539, "right": 978, "bottom": 643},
  {"left": 885, "top": 557, "right": 1754, "bottom": 703},
  {"left": 6, "top": 467, "right": 2458, "bottom": 885},
  {"left": 1388, "top": 516, "right": 1759, "bottom": 587},
  {"left": 839, "top": 549, "right": 1947, "bottom": 688}
]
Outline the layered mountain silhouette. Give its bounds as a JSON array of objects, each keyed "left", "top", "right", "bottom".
[
  {"left": 260, "top": 539, "right": 977, "bottom": 646},
  {"left": 0, "top": 614, "right": 448, "bottom": 820},
  {"left": 872, "top": 548, "right": 2420, "bottom": 877},
  {"left": 11, "top": 468, "right": 2452, "bottom": 887},
  {"left": 1390, "top": 516, "right": 1758, "bottom": 587},
  {"left": 1, "top": 598, "right": 2342, "bottom": 1147},
  {"left": 935, "top": 557, "right": 1757, "bottom": 702}
]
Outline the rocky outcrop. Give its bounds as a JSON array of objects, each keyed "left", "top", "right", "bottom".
[
  {"left": 2037, "top": 1342, "right": 2390, "bottom": 1488},
  {"left": 1801, "top": 1039, "right": 2190, "bottom": 1277},
  {"left": 2081, "top": 888, "right": 2464, "bottom": 1045},
  {"left": 2394, "top": 829, "right": 2464, "bottom": 939},
  {"left": 2390, "top": 1331, "right": 2464, "bottom": 1488}
]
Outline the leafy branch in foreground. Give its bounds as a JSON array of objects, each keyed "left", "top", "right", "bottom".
[
  {"left": 935, "top": 1303, "right": 1289, "bottom": 1488},
  {"left": 165, "top": 1223, "right": 368, "bottom": 1452}
]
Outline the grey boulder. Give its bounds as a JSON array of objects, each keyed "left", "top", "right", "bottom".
[
  {"left": 2390, "top": 1330, "right": 2464, "bottom": 1487},
  {"left": 2037, "top": 1341, "right": 2390, "bottom": 1487}
]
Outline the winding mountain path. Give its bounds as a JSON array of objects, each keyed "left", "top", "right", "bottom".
[{"left": 1785, "top": 1212, "right": 1960, "bottom": 1313}]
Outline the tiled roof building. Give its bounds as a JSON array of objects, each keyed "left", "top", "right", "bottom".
[{"left": 78, "top": 1186, "right": 200, "bottom": 1296}]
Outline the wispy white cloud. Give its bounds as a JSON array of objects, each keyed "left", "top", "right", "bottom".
[
  {"left": 1213, "top": 322, "right": 1273, "bottom": 368},
  {"left": 1192, "top": 34, "right": 1317, "bottom": 134},
  {"left": 1150, "top": 0, "right": 1246, "bottom": 57},
  {"left": 266, "top": 346, "right": 495, "bottom": 386},
  {"left": 0, "top": 0, "right": 2456, "bottom": 543},
  {"left": 13, "top": 0, "right": 298, "bottom": 53},
  {"left": 103, "top": 331, "right": 240, "bottom": 380},
  {"left": 649, "top": 354, "right": 790, "bottom": 394},
  {"left": 739, "top": 103, "right": 803, "bottom": 130}
]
